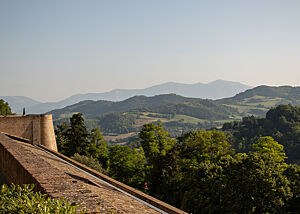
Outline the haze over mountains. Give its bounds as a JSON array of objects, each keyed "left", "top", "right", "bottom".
[
  {"left": 48, "top": 94, "right": 236, "bottom": 120},
  {"left": 47, "top": 85, "right": 300, "bottom": 145},
  {"left": 0, "top": 96, "right": 41, "bottom": 114},
  {"left": 1, "top": 80, "right": 251, "bottom": 114},
  {"left": 49, "top": 85, "right": 300, "bottom": 120}
]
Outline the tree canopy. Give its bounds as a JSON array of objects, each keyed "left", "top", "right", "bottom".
[
  {"left": 55, "top": 113, "right": 300, "bottom": 213},
  {"left": 56, "top": 113, "right": 109, "bottom": 166},
  {"left": 223, "top": 104, "right": 300, "bottom": 164}
]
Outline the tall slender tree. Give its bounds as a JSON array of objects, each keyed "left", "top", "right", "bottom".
[{"left": 64, "top": 113, "right": 90, "bottom": 157}]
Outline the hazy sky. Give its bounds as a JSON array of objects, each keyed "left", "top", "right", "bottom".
[{"left": 1, "top": 0, "right": 299, "bottom": 102}]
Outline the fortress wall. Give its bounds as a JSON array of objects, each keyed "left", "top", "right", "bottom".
[
  {"left": 0, "top": 134, "right": 187, "bottom": 213},
  {"left": 0, "top": 117, "right": 187, "bottom": 213},
  {"left": 40, "top": 115, "right": 57, "bottom": 151},
  {"left": 0, "top": 115, "right": 57, "bottom": 151},
  {"left": 0, "top": 115, "right": 34, "bottom": 141},
  {"left": 0, "top": 133, "right": 43, "bottom": 192}
]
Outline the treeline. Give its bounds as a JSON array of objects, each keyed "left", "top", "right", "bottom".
[
  {"left": 163, "top": 120, "right": 223, "bottom": 137},
  {"left": 148, "top": 100, "right": 237, "bottom": 121},
  {"left": 95, "top": 112, "right": 136, "bottom": 134},
  {"left": 223, "top": 104, "right": 300, "bottom": 164},
  {"left": 56, "top": 113, "right": 300, "bottom": 213}
]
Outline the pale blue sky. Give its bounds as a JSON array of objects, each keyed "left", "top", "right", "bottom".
[{"left": 1, "top": 0, "right": 299, "bottom": 102}]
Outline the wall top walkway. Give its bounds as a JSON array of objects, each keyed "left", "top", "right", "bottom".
[
  {"left": 0, "top": 133, "right": 158, "bottom": 213},
  {"left": 0, "top": 133, "right": 187, "bottom": 213}
]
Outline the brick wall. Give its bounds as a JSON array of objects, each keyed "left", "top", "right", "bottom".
[
  {"left": 0, "top": 115, "right": 57, "bottom": 151},
  {"left": 0, "top": 133, "right": 43, "bottom": 192}
]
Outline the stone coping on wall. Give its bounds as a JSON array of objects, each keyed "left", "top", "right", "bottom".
[{"left": 0, "top": 114, "right": 50, "bottom": 117}]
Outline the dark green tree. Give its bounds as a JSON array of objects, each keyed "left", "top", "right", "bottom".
[
  {"left": 178, "top": 130, "right": 234, "bottom": 163},
  {"left": 63, "top": 113, "right": 90, "bottom": 157},
  {"left": 178, "top": 136, "right": 294, "bottom": 213},
  {"left": 177, "top": 130, "right": 234, "bottom": 213},
  {"left": 0, "top": 99, "right": 13, "bottom": 115},
  {"left": 221, "top": 152, "right": 292, "bottom": 213},
  {"left": 55, "top": 114, "right": 109, "bottom": 164},
  {"left": 88, "top": 128, "right": 109, "bottom": 168},
  {"left": 108, "top": 145, "right": 147, "bottom": 188},
  {"left": 55, "top": 122, "right": 69, "bottom": 153},
  {"left": 283, "top": 164, "right": 300, "bottom": 212},
  {"left": 139, "top": 123, "right": 175, "bottom": 196}
]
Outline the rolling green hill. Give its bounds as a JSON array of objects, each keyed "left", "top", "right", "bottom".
[
  {"left": 50, "top": 94, "right": 239, "bottom": 138},
  {"left": 49, "top": 94, "right": 236, "bottom": 120},
  {"left": 50, "top": 86, "right": 300, "bottom": 143},
  {"left": 217, "top": 85, "right": 300, "bottom": 117}
]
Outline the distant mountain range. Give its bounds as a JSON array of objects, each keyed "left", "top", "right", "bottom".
[
  {"left": 1, "top": 80, "right": 251, "bottom": 114},
  {"left": 49, "top": 85, "right": 300, "bottom": 121},
  {"left": 0, "top": 96, "right": 42, "bottom": 114},
  {"left": 47, "top": 85, "right": 300, "bottom": 140}
]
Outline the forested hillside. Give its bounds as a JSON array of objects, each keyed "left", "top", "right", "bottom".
[
  {"left": 50, "top": 94, "right": 239, "bottom": 140},
  {"left": 49, "top": 94, "right": 221, "bottom": 119},
  {"left": 223, "top": 104, "right": 300, "bottom": 164}
]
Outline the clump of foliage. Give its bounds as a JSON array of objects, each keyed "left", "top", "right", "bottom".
[
  {"left": 108, "top": 145, "right": 147, "bottom": 189},
  {"left": 71, "top": 153, "right": 105, "bottom": 173},
  {"left": 0, "top": 99, "right": 13, "bottom": 115},
  {"left": 0, "top": 184, "right": 83, "bottom": 213}
]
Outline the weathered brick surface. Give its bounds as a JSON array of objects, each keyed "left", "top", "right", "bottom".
[
  {"left": 39, "top": 145, "right": 187, "bottom": 214},
  {"left": 0, "top": 133, "right": 163, "bottom": 213}
]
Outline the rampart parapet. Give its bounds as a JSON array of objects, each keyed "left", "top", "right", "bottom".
[{"left": 0, "top": 114, "right": 57, "bottom": 151}]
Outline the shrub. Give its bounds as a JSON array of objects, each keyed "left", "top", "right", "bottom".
[
  {"left": 0, "top": 183, "right": 83, "bottom": 213},
  {"left": 71, "top": 153, "right": 105, "bottom": 173}
]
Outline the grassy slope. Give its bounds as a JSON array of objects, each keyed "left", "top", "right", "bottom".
[{"left": 218, "top": 86, "right": 300, "bottom": 117}]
